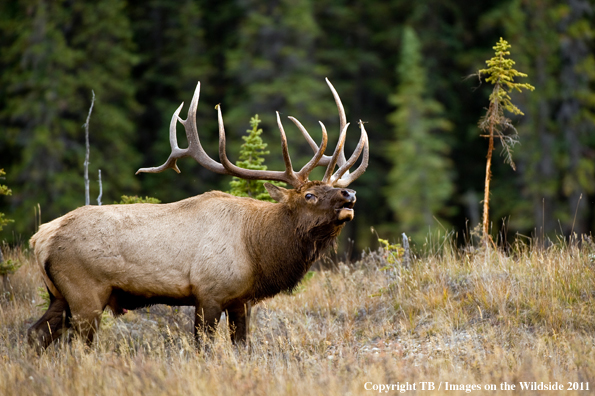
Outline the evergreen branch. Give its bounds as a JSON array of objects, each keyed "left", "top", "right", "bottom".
[{"left": 0, "top": 169, "right": 13, "bottom": 231}]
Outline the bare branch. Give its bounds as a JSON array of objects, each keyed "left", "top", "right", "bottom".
[
  {"left": 97, "top": 169, "right": 103, "bottom": 206},
  {"left": 83, "top": 90, "right": 95, "bottom": 206}
]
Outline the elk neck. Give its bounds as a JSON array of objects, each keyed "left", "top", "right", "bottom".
[{"left": 243, "top": 201, "right": 344, "bottom": 301}]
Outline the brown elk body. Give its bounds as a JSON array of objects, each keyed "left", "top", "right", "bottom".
[{"left": 28, "top": 80, "right": 369, "bottom": 348}]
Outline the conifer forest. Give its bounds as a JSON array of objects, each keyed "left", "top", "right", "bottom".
[{"left": 1, "top": 0, "right": 594, "bottom": 249}]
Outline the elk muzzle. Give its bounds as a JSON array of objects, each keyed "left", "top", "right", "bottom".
[{"left": 335, "top": 189, "right": 356, "bottom": 222}]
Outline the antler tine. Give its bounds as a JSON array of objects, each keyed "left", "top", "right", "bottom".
[
  {"left": 326, "top": 78, "right": 348, "bottom": 168},
  {"left": 275, "top": 112, "right": 296, "bottom": 178},
  {"left": 136, "top": 102, "right": 185, "bottom": 175},
  {"left": 289, "top": 116, "right": 321, "bottom": 154},
  {"left": 332, "top": 121, "right": 369, "bottom": 188},
  {"left": 216, "top": 105, "right": 303, "bottom": 188},
  {"left": 179, "top": 82, "right": 229, "bottom": 174},
  {"left": 322, "top": 122, "right": 349, "bottom": 184},
  {"left": 288, "top": 117, "right": 328, "bottom": 181},
  {"left": 297, "top": 79, "right": 349, "bottom": 169},
  {"left": 330, "top": 121, "right": 368, "bottom": 184}
]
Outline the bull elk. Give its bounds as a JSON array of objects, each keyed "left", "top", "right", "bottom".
[{"left": 28, "top": 79, "right": 369, "bottom": 348}]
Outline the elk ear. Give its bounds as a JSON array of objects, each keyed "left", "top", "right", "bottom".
[{"left": 264, "top": 183, "right": 289, "bottom": 203}]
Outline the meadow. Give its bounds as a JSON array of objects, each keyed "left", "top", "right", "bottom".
[{"left": 0, "top": 236, "right": 594, "bottom": 395}]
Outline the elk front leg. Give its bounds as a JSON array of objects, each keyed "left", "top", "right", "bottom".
[
  {"left": 194, "top": 304, "right": 222, "bottom": 344},
  {"left": 227, "top": 301, "right": 252, "bottom": 344}
]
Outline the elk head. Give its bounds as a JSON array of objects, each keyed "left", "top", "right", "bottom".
[{"left": 136, "top": 78, "right": 369, "bottom": 220}]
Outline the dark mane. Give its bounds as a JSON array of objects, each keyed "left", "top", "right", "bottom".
[{"left": 244, "top": 200, "right": 344, "bottom": 301}]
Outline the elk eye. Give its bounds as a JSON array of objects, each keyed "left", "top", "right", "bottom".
[{"left": 305, "top": 193, "right": 315, "bottom": 200}]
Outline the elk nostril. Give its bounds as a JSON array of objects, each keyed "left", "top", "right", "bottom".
[{"left": 341, "top": 190, "right": 350, "bottom": 198}]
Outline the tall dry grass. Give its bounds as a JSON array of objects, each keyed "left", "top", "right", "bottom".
[{"left": 0, "top": 237, "right": 593, "bottom": 395}]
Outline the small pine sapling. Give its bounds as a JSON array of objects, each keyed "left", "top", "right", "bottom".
[
  {"left": 0, "top": 169, "right": 16, "bottom": 293},
  {"left": 370, "top": 236, "right": 405, "bottom": 298},
  {"left": 377, "top": 238, "right": 405, "bottom": 269},
  {"left": 0, "top": 170, "right": 24, "bottom": 297},
  {"left": 0, "top": 257, "right": 22, "bottom": 296},
  {"left": 478, "top": 38, "right": 534, "bottom": 245},
  {"left": 228, "top": 114, "right": 285, "bottom": 201}
]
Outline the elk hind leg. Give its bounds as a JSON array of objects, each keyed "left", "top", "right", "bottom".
[
  {"left": 28, "top": 294, "right": 72, "bottom": 349},
  {"left": 67, "top": 288, "right": 110, "bottom": 346}
]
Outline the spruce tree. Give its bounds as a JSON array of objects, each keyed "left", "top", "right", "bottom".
[
  {"left": 384, "top": 27, "right": 454, "bottom": 242},
  {"left": 228, "top": 115, "right": 285, "bottom": 202}
]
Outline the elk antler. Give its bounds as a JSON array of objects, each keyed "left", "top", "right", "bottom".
[
  {"left": 288, "top": 78, "right": 369, "bottom": 187},
  {"left": 136, "top": 80, "right": 368, "bottom": 189},
  {"left": 135, "top": 83, "right": 230, "bottom": 176}
]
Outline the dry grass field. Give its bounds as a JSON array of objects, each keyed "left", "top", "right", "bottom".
[{"left": 0, "top": 236, "right": 594, "bottom": 395}]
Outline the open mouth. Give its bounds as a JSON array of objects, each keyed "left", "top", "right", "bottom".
[
  {"left": 335, "top": 201, "right": 355, "bottom": 221},
  {"left": 338, "top": 201, "right": 355, "bottom": 210}
]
